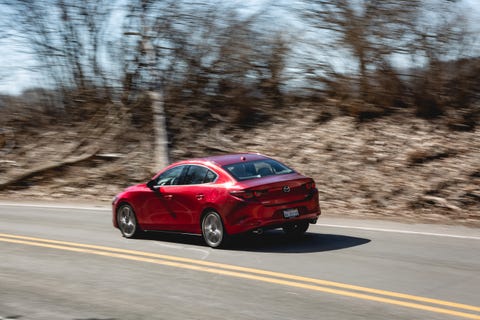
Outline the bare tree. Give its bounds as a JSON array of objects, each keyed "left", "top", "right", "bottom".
[
  {"left": 301, "top": 0, "right": 479, "bottom": 123},
  {"left": 303, "top": 0, "right": 421, "bottom": 100},
  {"left": 3, "top": 0, "right": 292, "bottom": 168},
  {"left": 5, "top": 0, "right": 114, "bottom": 95},
  {"left": 407, "top": 2, "right": 480, "bottom": 119}
]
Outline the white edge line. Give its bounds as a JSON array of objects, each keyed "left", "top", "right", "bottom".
[
  {"left": 0, "top": 202, "right": 111, "bottom": 211},
  {"left": 1, "top": 203, "right": 479, "bottom": 240},
  {"left": 315, "top": 224, "right": 480, "bottom": 240}
]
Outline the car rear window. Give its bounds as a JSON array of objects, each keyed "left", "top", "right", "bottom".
[{"left": 223, "top": 159, "right": 294, "bottom": 181}]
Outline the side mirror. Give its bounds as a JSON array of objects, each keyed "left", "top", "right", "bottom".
[{"left": 146, "top": 180, "right": 160, "bottom": 192}]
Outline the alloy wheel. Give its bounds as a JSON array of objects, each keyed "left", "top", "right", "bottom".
[
  {"left": 117, "top": 204, "right": 138, "bottom": 238},
  {"left": 202, "top": 211, "right": 225, "bottom": 248}
]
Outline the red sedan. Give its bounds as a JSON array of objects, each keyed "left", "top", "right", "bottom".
[{"left": 112, "top": 153, "right": 321, "bottom": 248}]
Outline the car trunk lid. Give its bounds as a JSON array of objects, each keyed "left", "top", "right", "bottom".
[{"left": 233, "top": 173, "right": 314, "bottom": 206}]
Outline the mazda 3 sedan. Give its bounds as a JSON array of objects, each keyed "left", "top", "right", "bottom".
[{"left": 112, "top": 153, "right": 321, "bottom": 248}]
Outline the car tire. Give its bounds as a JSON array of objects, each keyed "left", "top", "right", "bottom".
[
  {"left": 117, "top": 203, "right": 141, "bottom": 238},
  {"left": 283, "top": 221, "right": 309, "bottom": 238},
  {"left": 201, "top": 211, "right": 228, "bottom": 248}
]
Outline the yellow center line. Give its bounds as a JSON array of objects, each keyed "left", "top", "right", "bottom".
[
  {"left": 1, "top": 234, "right": 479, "bottom": 319},
  {"left": 0, "top": 232, "right": 478, "bottom": 312}
]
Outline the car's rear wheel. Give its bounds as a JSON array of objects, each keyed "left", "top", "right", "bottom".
[
  {"left": 117, "top": 203, "right": 140, "bottom": 238},
  {"left": 202, "top": 211, "right": 228, "bottom": 248},
  {"left": 283, "top": 221, "right": 309, "bottom": 238}
]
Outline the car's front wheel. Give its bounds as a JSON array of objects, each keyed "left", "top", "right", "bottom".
[
  {"left": 283, "top": 221, "right": 309, "bottom": 238},
  {"left": 117, "top": 203, "right": 140, "bottom": 238},
  {"left": 202, "top": 211, "right": 228, "bottom": 248}
]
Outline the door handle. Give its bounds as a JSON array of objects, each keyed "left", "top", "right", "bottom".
[
  {"left": 163, "top": 194, "right": 173, "bottom": 200},
  {"left": 196, "top": 194, "right": 204, "bottom": 200}
]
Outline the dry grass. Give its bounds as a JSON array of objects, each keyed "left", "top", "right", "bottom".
[{"left": 1, "top": 95, "right": 479, "bottom": 227}]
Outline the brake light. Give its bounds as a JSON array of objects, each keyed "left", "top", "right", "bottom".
[
  {"left": 254, "top": 190, "right": 267, "bottom": 197},
  {"left": 230, "top": 190, "right": 255, "bottom": 199},
  {"left": 304, "top": 181, "right": 316, "bottom": 190},
  {"left": 230, "top": 189, "right": 267, "bottom": 199}
]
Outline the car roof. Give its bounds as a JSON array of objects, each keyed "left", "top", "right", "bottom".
[{"left": 188, "top": 153, "right": 270, "bottom": 167}]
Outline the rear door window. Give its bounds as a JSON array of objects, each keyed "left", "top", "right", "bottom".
[{"left": 182, "top": 165, "right": 218, "bottom": 185}]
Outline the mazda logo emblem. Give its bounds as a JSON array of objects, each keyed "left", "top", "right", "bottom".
[{"left": 282, "top": 186, "right": 290, "bottom": 193}]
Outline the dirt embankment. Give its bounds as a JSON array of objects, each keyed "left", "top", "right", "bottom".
[{"left": 1, "top": 104, "right": 479, "bottom": 226}]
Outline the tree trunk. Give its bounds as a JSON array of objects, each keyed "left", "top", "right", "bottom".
[{"left": 148, "top": 91, "right": 169, "bottom": 170}]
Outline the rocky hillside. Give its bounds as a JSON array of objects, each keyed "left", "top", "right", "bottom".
[
  {"left": 1, "top": 103, "right": 479, "bottom": 226},
  {"left": 171, "top": 106, "right": 480, "bottom": 226}
]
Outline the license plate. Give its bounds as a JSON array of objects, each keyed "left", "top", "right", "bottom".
[{"left": 283, "top": 208, "right": 299, "bottom": 219}]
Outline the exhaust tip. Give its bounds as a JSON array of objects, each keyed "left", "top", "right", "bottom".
[{"left": 252, "top": 228, "right": 263, "bottom": 235}]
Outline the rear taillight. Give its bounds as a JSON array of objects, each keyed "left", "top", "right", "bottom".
[
  {"left": 253, "top": 190, "right": 267, "bottom": 197},
  {"left": 230, "top": 189, "right": 267, "bottom": 200},
  {"left": 304, "top": 181, "right": 316, "bottom": 190},
  {"left": 230, "top": 190, "right": 255, "bottom": 199}
]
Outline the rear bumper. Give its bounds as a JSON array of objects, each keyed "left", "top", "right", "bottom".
[{"left": 224, "top": 191, "right": 321, "bottom": 235}]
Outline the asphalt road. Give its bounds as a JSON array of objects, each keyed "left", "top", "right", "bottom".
[{"left": 0, "top": 202, "right": 479, "bottom": 320}]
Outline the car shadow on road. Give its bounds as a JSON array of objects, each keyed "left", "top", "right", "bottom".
[
  {"left": 137, "top": 230, "right": 371, "bottom": 253},
  {"left": 229, "top": 230, "right": 371, "bottom": 253}
]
